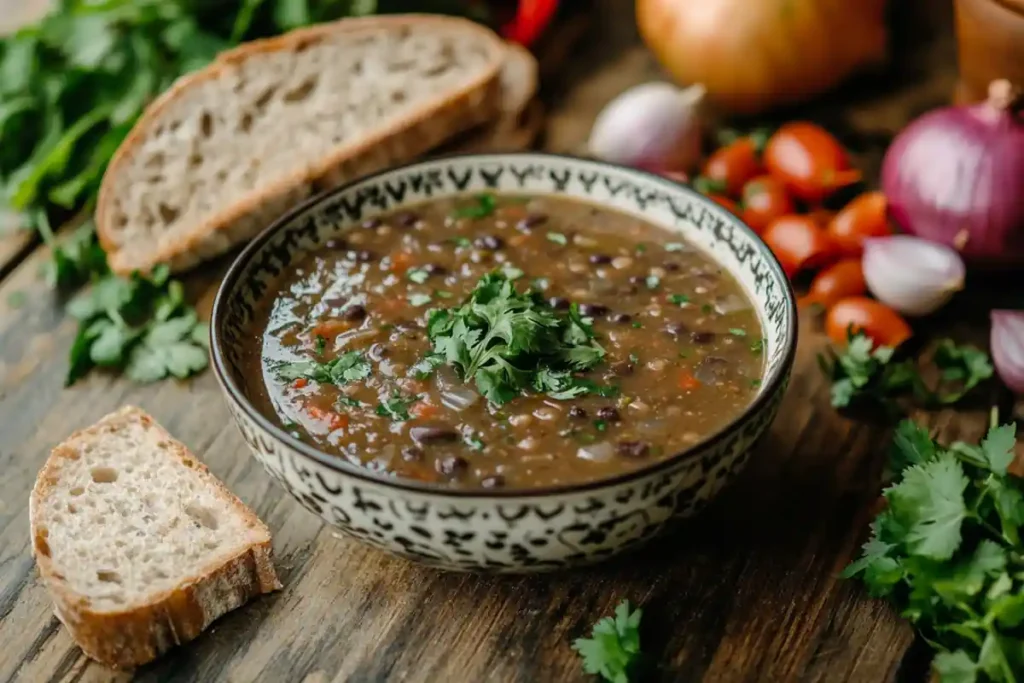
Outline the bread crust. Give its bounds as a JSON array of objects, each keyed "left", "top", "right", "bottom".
[
  {"left": 29, "top": 406, "right": 281, "bottom": 670},
  {"left": 95, "top": 15, "right": 507, "bottom": 276}
]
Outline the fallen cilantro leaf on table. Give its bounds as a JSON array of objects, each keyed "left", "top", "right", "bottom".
[
  {"left": 819, "top": 332, "right": 992, "bottom": 415},
  {"left": 844, "top": 417, "right": 1024, "bottom": 682},
  {"left": 573, "top": 600, "right": 643, "bottom": 683},
  {"left": 64, "top": 268, "right": 207, "bottom": 386}
]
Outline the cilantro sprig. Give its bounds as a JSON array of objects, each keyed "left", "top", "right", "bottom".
[
  {"left": 844, "top": 417, "right": 1023, "bottom": 682},
  {"left": 64, "top": 264, "right": 207, "bottom": 385},
  {"left": 573, "top": 600, "right": 644, "bottom": 683},
  {"left": 275, "top": 351, "right": 370, "bottom": 386},
  {"left": 425, "top": 272, "right": 611, "bottom": 405},
  {"left": 819, "top": 332, "right": 992, "bottom": 414}
]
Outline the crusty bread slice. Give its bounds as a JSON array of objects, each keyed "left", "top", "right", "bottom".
[
  {"left": 96, "top": 14, "right": 507, "bottom": 275},
  {"left": 30, "top": 406, "right": 281, "bottom": 669}
]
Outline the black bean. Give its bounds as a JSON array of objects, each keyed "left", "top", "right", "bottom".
[
  {"left": 410, "top": 426, "right": 459, "bottom": 444},
  {"left": 423, "top": 263, "right": 447, "bottom": 276},
  {"left": 474, "top": 235, "right": 504, "bottom": 250},
  {"left": 548, "top": 296, "right": 571, "bottom": 310},
  {"left": 664, "top": 322, "right": 690, "bottom": 338},
  {"left": 401, "top": 446, "right": 423, "bottom": 462},
  {"left": 362, "top": 217, "right": 382, "bottom": 229},
  {"left": 569, "top": 406, "right": 588, "bottom": 419},
  {"left": 395, "top": 211, "right": 419, "bottom": 227},
  {"left": 579, "top": 303, "right": 609, "bottom": 317},
  {"left": 325, "top": 238, "right": 348, "bottom": 250},
  {"left": 691, "top": 331, "right": 716, "bottom": 344},
  {"left": 480, "top": 475, "right": 505, "bottom": 489},
  {"left": 617, "top": 441, "right": 650, "bottom": 458},
  {"left": 516, "top": 214, "right": 547, "bottom": 231},
  {"left": 342, "top": 304, "right": 367, "bottom": 321},
  {"left": 597, "top": 406, "right": 620, "bottom": 422},
  {"left": 664, "top": 262, "right": 681, "bottom": 272},
  {"left": 436, "top": 455, "right": 468, "bottom": 477},
  {"left": 609, "top": 312, "right": 632, "bottom": 324},
  {"left": 368, "top": 343, "right": 388, "bottom": 361},
  {"left": 589, "top": 253, "right": 612, "bottom": 265},
  {"left": 628, "top": 275, "right": 645, "bottom": 285}
]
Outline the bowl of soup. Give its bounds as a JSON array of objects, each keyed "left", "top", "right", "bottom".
[{"left": 211, "top": 153, "right": 797, "bottom": 572}]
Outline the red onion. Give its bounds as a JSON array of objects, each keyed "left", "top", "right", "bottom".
[
  {"left": 862, "top": 236, "right": 965, "bottom": 316},
  {"left": 881, "top": 80, "right": 1024, "bottom": 268},
  {"left": 991, "top": 310, "right": 1024, "bottom": 395}
]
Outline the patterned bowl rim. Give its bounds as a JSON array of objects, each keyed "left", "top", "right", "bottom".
[{"left": 210, "top": 152, "right": 798, "bottom": 499}]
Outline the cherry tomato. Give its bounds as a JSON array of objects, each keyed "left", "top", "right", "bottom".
[
  {"left": 826, "top": 297, "right": 912, "bottom": 348},
  {"left": 740, "top": 175, "right": 793, "bottom": 234},
  {"left": 799, "top": 258, "right": 866, "bottom": 310},
  {"left": 701, "top": 137, "right": 764, "bottom": 197},
  {"left": 827, "top": 191, "right": 891, "bottom": 256},
  {"left": 763, "top": 122, "right": 862, "bottom": 203},
  {"left": 708, "top": 194, "right": 740, "bottom": 213},
  {"left": 762, "top": 215, "right": 837, "bottom": 277}
]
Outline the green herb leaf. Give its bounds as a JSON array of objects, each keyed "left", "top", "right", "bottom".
[
  {"left": 668, "top": 294, "right": 689, "bottom": 306},
  {"left": 275, "top": 351, "right": 370, "bottom": 385},
  {"left": 426, "top": 272, "right": 608, "bottom": 406},
  {"left": 376, "top": 393, "right": 418, "bottom": 421},
  {"left": 407, "top": 268, "right": 430, "bottom": 284},
  {"left": 573, "top": 600, "right": 643, "bottom": 683},
  {"left": 452, "top": 193, "right": 497, "bottom": 219},
  {"left": 728, "top": 328, "right": 747, "bottom": 337},
  {"left": 408, "top": 292, "right": 432, "bottom": 307},
  {"left": 546, "top": 232, "right": 568, "bottom": 246}
]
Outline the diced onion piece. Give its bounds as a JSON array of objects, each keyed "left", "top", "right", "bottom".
[{"left": 577, "top": 441, "right": 616, "bottom": 462}]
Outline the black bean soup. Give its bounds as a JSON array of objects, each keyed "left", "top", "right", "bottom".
[{"left": 248, "top": 194, "right": 764, "bottom": 489}]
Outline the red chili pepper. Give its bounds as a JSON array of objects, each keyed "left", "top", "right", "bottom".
[{"left": 502, "top": 0, "right": 559, "bottom": 47}]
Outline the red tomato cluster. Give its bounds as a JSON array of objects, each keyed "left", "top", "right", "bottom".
[{"left": 691, "top": 122, "right": 912, "bottom": 349}]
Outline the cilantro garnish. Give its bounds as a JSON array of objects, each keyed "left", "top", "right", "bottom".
[
  {"left": 409, "top": 354, "right": 444, "bottom": 380},
  {"left": 314, "top": 335, "right": 327, "bottom": 355},
  {"left": 693, "top": 176, "right": 728, "bottom": 195},
  {"left": 502, "top": 265, "right": 525, "bottom": 280},
  {"left": 844, "top": 417, "right": 1024, "bottom": 681},
  {"left": 451, "top": 193, "right": 497, "bottom": 219},
  {"left": 573, "top": 600, "right": 643, "bottom": 683},
  {"left": 728, "top": 328, "right": 747, "bottom": 337},
  {"left": 64, "top": 265, "right": 208, "bottom": 385},
  {"left": 275, "top": 351, "right": 370, "bottom": 385},
  {"left": 547, "top": 232, "right": 568, "bottom": 246},
  {"left": 701, "top": 303, "right": 714, "bottom": 314},
  {"left": 375, "top": 393, "right": 419, "bottom": 421},
  {"left": 750, "top": 338, "right": 765, "bottom": 355},
  {"left": 407, "top": 268, "right": 430, "bottom": 284},
  {"left": 337, "top": 396, "right": 362, "bottom": 409},
  {"left": 668, "top": 294, "right": 689, "bottom": 306},
  {"left": 408, "top": 292, "right": 432, "bottom": 307},
  {"left": 450, "top": 236, "right": 472, "bottom": 248},
  {"left": 425, "top": 272, "right": 610, "bottom": 405},
  {"left": 820, "top": 332, "right": 992, "bottom": 414}
]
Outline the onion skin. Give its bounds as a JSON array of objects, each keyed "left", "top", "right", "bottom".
[
  {"left": 881, "top": 81, "right": 1024, "bottom": 268},
  {"left": 635, "top": 0, "right": 888, "bottom": 115},
  {"left": 991, "top": 310, "right": 1024, "bottom": 395}
]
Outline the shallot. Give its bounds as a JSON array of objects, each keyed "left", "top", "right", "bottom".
[
  {"left": 862, "top": 236, "right": 965, "bottom": 316},
  {"left": 588, "top": 82, "right": 705, "bottom": 172},
  {"left": 881, "top": 80, "right": 1024, "bottom": 268},
  {"left": 991, "top": 311, "right": 1024, "bottom": 395}
]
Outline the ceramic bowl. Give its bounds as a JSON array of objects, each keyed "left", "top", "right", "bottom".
[{"left": 211, "top": 153, "right": 797, "bottom": 573}]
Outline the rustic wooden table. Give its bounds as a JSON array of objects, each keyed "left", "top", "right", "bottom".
[{"left": 1, "top": 1, "right": 1014, "bottom": 682}]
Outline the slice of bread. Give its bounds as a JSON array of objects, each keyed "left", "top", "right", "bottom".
[
  {"left": 96, "top": 14, "right": 507, "bottom": 275},
  {"left": 29, "top": 406, "right": 281, "bottom": 669}
]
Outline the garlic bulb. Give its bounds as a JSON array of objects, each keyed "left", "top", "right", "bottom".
[{"left": 588, "top": 82, "right": 705, "bottom": 172}]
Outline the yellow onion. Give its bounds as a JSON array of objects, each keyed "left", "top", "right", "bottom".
[{"left": 635, "top": 0, "right": 888, "bottom": 115}]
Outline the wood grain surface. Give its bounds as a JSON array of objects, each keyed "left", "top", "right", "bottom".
[{"left": 0, "top": 1, "right": 1011, "bottom": 682}]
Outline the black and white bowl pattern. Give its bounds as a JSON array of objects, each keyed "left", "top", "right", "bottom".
[{"left": 211, "top": 153, "right": 797, "bottom": 573}]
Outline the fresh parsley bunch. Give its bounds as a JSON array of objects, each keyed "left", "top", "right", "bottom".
[
  {"left": 819, "top": 332, "right": 993, "bottom": 414},
  {"left": 425, "top": 272, "right": 609, "bottom": 405},
  {"left": 844, "top": 419, "right": 1024, "bottom": 682},
  {"left": 573, "top": 600, "right": 644, "bottom": 683}
]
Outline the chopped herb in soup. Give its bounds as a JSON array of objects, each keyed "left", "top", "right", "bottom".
[{"left": 249, "top": 195, "right": 764, "bottom": 489}]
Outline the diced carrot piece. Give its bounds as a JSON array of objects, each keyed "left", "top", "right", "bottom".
[
  {"left": 389, "top": 250, "right": 416, "bottom": 273},
  {"left": 329, "top": 413, "right": 350, "bottom": 431},
  {"left": 305, "top": 405, "right": 348, "bottom": 431},
  {"left": 678, "top": 372, "right": 702, "bottom": 391},
  {"left": 293, "top": 378, "right": 308, "bottom": 389},
  {"left": 410, "top": 401, "right": 440, "bottom": 420},
  {"left": 312, "top": 319, "right": 354, "bottom": 339},
  {"left": 498, "top": 205, "right": 528, "bottom": 220}
]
